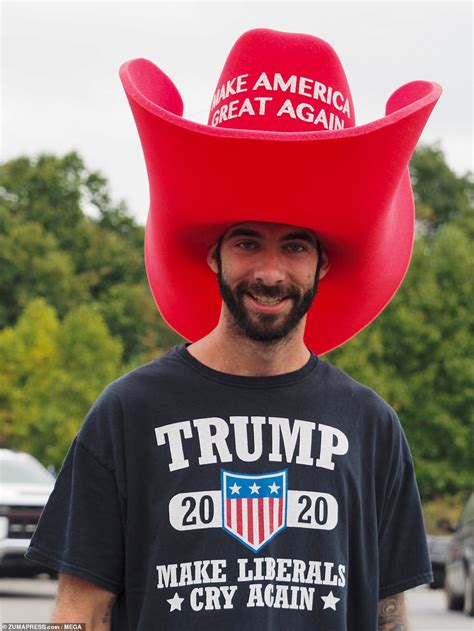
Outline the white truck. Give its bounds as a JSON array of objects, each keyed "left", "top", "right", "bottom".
[{"left": 0, "top": 448, "right": 55, "bottom": 577}]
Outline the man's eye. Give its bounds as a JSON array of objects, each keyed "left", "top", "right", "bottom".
[
  {"left": 286, "top": 243, "right": 305, "bottom": 253},
  {"left": 237, "top": 241, "right": 257, "bottom": 250}
]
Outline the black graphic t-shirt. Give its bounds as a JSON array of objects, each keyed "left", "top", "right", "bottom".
[{"left": 26, "top": 345, "right": 432, "bottom": 630}]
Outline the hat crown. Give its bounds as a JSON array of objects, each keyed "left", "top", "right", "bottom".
[{"left": 208, "top": 29, "right": 355, "bottom": 132}]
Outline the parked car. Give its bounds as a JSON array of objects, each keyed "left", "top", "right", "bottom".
[
  {"left": 0, "top": 448, "right": 56, "bottom": 577},
  {"left": 427, "top": 533, "right": 452, "bottom": 588},
  {"left": 444, "top": 492, "right": 474, "bottom": 617}
]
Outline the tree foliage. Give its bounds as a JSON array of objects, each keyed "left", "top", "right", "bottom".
[
  {"left": 0, "top": 152, "right": 182, "bottom": 359},
  {"left": 0, "top": 299, "right": 122, "bottom": 467},
  {"left": 410, "top": 143, "right": 473, "bottom": 237}
]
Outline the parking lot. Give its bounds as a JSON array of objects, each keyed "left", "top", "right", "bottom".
[{"left": 0, "top": 578, "right": 473, "bottom": 628}]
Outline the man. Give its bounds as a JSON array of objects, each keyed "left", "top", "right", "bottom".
[{"left": 26, "top": 29, "right": 441, "bottom": 629}]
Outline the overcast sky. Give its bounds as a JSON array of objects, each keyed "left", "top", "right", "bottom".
[{"left": 2, "top": 1, "right": 472, "bottom": 224}]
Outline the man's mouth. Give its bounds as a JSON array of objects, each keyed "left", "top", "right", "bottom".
[
  {"left": 244, "top": 292, "right": 293, "bottom": 314},
  {"left": 248, "top": 292, "right": 286, "bottom": 306}
]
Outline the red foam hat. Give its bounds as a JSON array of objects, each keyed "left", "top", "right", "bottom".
[{"left": 119, "top": 28, "right": 441, "bottom": 354}]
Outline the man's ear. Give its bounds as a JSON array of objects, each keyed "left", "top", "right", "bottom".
[
  {"left": 318, "top": 248, "right": 330, "bottom": 280},
  {"left": 207, "top": 243, "right": 219, "bottom": 274}
]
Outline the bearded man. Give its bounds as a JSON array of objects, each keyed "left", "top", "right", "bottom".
[{"left": 26, "top": 28, "right": 441, "bottom": 630}]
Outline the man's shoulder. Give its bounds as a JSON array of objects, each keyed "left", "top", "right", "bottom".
[
  {"left": 317, "top": 358, "right": 396, "bottom": 418},
  {"left": 98, "top": 345, "right": 186, "bottom": 404},
  {"left": 78, "top": 347, "right": 184, "bottom": 434},
  {"left": 316, "top": 361, "right": 406, "bottom": 451}
]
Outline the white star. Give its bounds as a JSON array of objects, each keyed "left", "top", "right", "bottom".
[
  {"left": 229, "top": 482, "right": 241, "bottom": 495},
  {"left": 268, "top": 482, "right": 280, "bottom": 494},
  {"left": 321, "top": 590, "right": 340, "bottom": 611},
  {"left": 249, "top": 482, "right": 261, "bottom": 494},
  {"left": 167, "top": 592, "right": 184, "bottom": 612}
]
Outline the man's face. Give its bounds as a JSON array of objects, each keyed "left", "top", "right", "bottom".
[{"left": 209, "top": 221, "right": 328, "bottom": 343}]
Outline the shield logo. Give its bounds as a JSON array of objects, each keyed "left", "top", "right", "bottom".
[{"left": 221, "top": 469, "right": 288, "bottom": 552}]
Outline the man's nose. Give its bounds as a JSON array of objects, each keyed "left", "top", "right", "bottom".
[{"left": 252, "top": 250, "right": 286, "bottom": 285}]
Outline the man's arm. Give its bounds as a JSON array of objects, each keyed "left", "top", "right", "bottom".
[
  {"left": 51, "top": 573, "right": 118, "bottom": 629},
  {"left": 377, "top": 592, "right": 410, "bottom": 631}
]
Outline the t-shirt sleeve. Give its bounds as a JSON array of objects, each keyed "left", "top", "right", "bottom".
[
  {"left": 377, "top": 414, "right": 433, "bottom": 598},
  {"left": 24, "top": 389, "right": 126, "bottom": 594}
]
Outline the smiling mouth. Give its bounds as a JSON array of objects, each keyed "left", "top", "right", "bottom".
[{"left": 248, "top": 293, "right": 287, "bottom": 306}]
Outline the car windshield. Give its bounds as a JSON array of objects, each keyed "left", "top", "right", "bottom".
[{"left": 0, "top": 457, "right": 54, "bottom": 484}]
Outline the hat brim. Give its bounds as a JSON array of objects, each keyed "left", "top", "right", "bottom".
[{"left": 120, "top": 59, "right": 441, "bottom": 354}]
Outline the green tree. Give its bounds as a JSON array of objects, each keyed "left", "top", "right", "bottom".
[
  {"left": 0, "top": 151, "right": 181, "bottom": 361},
  {"left": 96, "top": 283, "right": 183, "bottom": 364},
  {"left": 410, "top": 143, "right": 473, "bottom": 237},
  {"left": 0, "top": 152, "right": 144, "bottom": 307},
  {"left": 0, "top": 212, "right": 87, "bottom": 327},
  {"left": 0, "top": 299, "right": 122, "bottom": 467}
]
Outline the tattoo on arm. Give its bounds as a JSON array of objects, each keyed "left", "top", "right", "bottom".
[
  {"left": 102, "top": 597, "right": 115, "bottom": 624},
  {"left": 377, "top": 593, "right": 410, "bottom": 631}
]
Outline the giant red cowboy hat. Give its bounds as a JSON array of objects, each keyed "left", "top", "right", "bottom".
[{"left": 119, "top": 28, "right": 441, "bottom": 355}]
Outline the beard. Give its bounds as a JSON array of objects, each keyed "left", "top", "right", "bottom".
[{"left": 216, "top": 256, "right": 319, "bottom": 344}]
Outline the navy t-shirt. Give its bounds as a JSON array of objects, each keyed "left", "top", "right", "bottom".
[{"left": 26, "top": 345, "right": 432, "bottom": 629}]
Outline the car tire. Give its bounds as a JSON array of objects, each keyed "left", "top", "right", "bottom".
[
  {"left": 464, "top": 569, "right": 474, "bottom": 617},
  {"left": 430, "top": 568, "right": 445, "bottom": 589},
  {"left": 445, "top": 577, "right": 464, "bottom": 611}
]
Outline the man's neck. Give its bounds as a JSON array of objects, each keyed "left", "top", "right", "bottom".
[{"left": 187, "top": 314, "right": 310, "bottom": 377}]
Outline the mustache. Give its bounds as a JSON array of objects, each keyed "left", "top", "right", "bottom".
[{"left": 235, "top": 281, "right": 301, "bottom": 300}]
